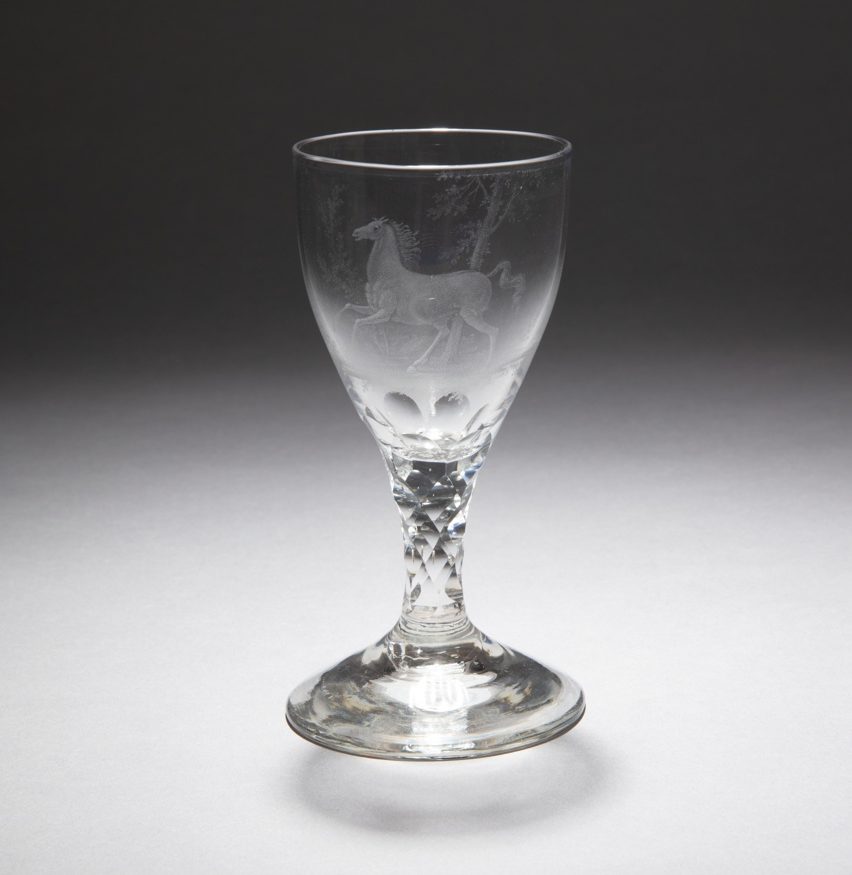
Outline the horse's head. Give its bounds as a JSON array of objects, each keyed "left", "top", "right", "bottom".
[{"left": 352, "top": 218, "right": 387, "bottom": 241}]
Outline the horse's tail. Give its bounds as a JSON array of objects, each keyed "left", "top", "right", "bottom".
[{"left": 486, "top": 261, "right": 526, "bottom": 310}]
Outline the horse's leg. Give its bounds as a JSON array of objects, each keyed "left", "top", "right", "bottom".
[
  {"left": 378, "top": 326, "right": 389, "bottom": 354},
  {"left": 409, "top": 323, "right": 451, "bottom": 372},
  {"left": 486, "top": 261, "right": 510, "bottom": 281},
  {"left": 438, "top": 315, "right": 464, "bottom": 366},
  {"left": 343, "top": 299, "right": 391, "bottom": 351},
  {"left": 486, "top": 261, "right": 525, "bottom": 309},
  {"left": 337, "top": 302, "right": 373, "bottom": 329},
  {"left": 339, "top": 302, "right": 372, "bottom": 316},
  {"left": 509, "top": 273, "right": 526, "bottom": 310},
  {"left": 353, "top": 308, "right": 393, "bottom": 341},
  {"left": 459, "top": 309, "right": 498, "bottom": 362}
]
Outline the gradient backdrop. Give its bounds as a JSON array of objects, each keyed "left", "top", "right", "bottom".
[{"left": 2, "top": 3, "right": 851, "bottom": 873}]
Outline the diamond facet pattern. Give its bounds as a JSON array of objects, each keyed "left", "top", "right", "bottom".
[{"left": 386, "top": 445, "right": 489, "bottom": 635}]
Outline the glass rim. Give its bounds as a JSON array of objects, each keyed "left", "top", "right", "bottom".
[{"left": 292, "top": 127, "right": 572, "bottom": 171}]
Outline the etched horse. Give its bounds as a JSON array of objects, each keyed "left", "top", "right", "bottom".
[{"left": 343, "top": 218, "right": 523, "bottom": 370}]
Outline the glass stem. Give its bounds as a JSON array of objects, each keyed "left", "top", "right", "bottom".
[{"left": 384, "top": 445, "right": 489, "bottom": 641}]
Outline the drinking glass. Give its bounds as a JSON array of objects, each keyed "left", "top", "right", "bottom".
[{"left": 287, "top": 128, "right": 584, "bottom": 759}]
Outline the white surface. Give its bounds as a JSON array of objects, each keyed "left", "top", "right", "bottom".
[{"left": 2, "top": 349, "right": 851, "bottom": 873}]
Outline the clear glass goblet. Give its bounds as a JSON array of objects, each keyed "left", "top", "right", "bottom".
[{"left": 287, "top": 128, "right": 584, "bottom": 759}]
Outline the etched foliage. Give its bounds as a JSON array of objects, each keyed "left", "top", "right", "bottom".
[
  {"left": 316, "top": 183, "right": 358, "bottom": 300},
  {"left": 427, "top": 170, "right": 549, "bottom": 271}
]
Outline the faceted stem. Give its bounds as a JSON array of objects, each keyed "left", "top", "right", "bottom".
[{"left": 385, "top": 445, "right": 489, "bottom": 640}]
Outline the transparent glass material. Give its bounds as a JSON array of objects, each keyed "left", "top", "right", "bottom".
[{"left": 287, "top": 129, "right": 584, "bottom": 759}]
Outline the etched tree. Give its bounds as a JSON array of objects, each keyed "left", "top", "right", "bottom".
[
  {"left": 428, "top": 170, "right": 547, "bottom": 270},
  {"left": 316, "top": 183, "right": 358, "bottom": 300}
]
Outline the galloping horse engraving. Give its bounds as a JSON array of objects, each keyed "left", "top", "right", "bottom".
[{"left": 342, "top": 218, "right": 522, "bottom": 371}]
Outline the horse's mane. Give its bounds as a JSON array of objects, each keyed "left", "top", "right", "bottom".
[{"left": 386, "top": 220, "right": 421, "bottom": 269}]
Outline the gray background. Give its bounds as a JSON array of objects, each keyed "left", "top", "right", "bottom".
[{"left": 2, "top": 2, "right": 851, "bottom": 872}]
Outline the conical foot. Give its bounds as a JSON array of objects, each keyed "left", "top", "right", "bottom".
[{"left": 286, "top": 627, "right": 585, "bottom": 760}]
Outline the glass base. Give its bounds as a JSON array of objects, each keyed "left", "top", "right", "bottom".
[{"left": 286, "top": 626, "right": 585, "bottom": 760}]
